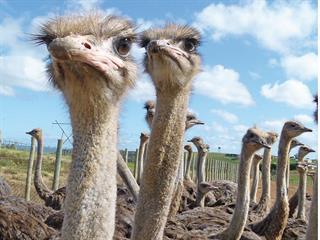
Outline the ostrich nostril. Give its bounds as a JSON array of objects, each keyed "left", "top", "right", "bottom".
[
  {"left": 82, "top": 42, "right": 91, "bottom": 49},
  {"left": 166, "top": 42, "right": 170, "bottom": 45}
]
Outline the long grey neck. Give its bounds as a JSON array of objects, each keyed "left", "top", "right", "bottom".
[
  {"left": 297, "top": 170, "right": 307, "bottom": 220},
  {"left": 250, "top": 160, "right": 261, "bottom": 203},
  {"left": 223, "top": 145, "right": 255, "bottom": 240},
  {"left": 137, "top": 139, "right": 147, "bottom": 185},
  {"left": 132, "top": 87, "right": 191, "bottom": 240},
  {"left": 276, "top": 134, "right": 291, "bottom": 202},
  {"left": 259, "top": 148, "right": 272, "bottom": 205},
  {"left": 62, "top": 103, "right": 119, "bottom": 240},
  {"left": 184, "top": 151, "right": 193, "bottom": 180},
  {"left": 196, "top": 148, "right": 208, "bottom": 207},
  {"left": 306, "top": 172, "right": 318, "bottom": 239},
  {"left": 34, "top": 136, "right": 52, "bottom": 201}
]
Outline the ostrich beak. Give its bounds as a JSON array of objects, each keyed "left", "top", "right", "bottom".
[
  {"left": 309, "top": 149, "right": 316, "bottom": 153},
  {"left": 302, "top": 127, "right": 312, "bottom": 132},
  {"left": 26, "top": 131, "right": 32, "bottom": 135},
  {"left": 187, "top": 139, "right": 192, "bottom": 142},
  {"left": 48, "top": 36, "right": 124, "bottom": 74},
  {"left": 192, "top": 120, "right": 205, "bottom": 125}
]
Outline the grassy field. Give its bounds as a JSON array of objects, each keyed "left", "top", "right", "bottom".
[{"left": 0, "top": 147, "right": 313, "bottom": 204}]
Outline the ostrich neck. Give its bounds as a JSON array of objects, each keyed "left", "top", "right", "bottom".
[
  {"left": 250, "top": 160, "right": 260, "bottom": 203},
  {"left": 34, "top": 137, "right": 52, "bottom": 200},
  {"left": 62, "top": 99, "right": 119, "bottom": 240},
  {"left": 306, "top": 173, "right": 318, "bottom": 239},
  {"left": 137, "top": 140, "right": 147, "bottom": 185},
  {"left": 223, "top": 145, "right": 255, "bottom": 240},
  {"left": 196, "top": 149, "right": 208, "bottom": 207},
  {"left": 276, "top": 134, "right": 291, "bottom": 202},
  {"left": 132, "top": 87, "right": 191, "bottom": 240},
  {"left": 260, "top": 148, "right": 272, "bottom": 203},
  {"left": 297, "top": 170, "right": 307, "bottom": 220},
  {"left": 184, "top": 151, "right": 192, "bottom": 180}
]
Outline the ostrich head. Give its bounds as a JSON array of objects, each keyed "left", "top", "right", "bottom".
[
  {"left": 33, "top": 13, "right": 137, "bottom": 105},
  {"left": 242, "top": 128, "right": 270, "bottom": 153},
  {"left": 140, "top": 24, "right": 201, "bottom": 90},
  {"left": 253, "top": 154, "right": 263, "bottom": 163},
  {"left": 281, "top": 121, "right": 312, "bottom": 139},
  {"left": 199, "top": 182, "right": 218, "bottom": 194},
  {"left": 187, "top": 136, "right": 204, "bottom": 149},
  {"left": 290, "top": 138, "right": 303, "bottom": 150},
  {"left": 26, "top": 128, "right": 42, "bottom": 141},
  {"left": 297, "top": 162, "right": 309, "bottom": 174},
  {"left": 144, "top": 99, "right": 204, "bottom": 130},
  {"left": 184, "top": 144, "right": 193, "bottom": 153},
  {"left": 266, "top": 131, "right": 278, "bottom": 145},
  {"left": 185, "top": 113, "right": 205, "bottom": 129},
  {"left": 298, "top": 145, "right": 315, "bottom": 159},
  {"left": 140, "top": 132, "right": 150, "bottom": 144}
]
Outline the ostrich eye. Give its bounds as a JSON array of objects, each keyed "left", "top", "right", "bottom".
[
  {"left": 115, "top": 38, "right": 132, "bottom": 56},
  {"left": 183, "top": 39, "right": 196, "bottom": 52}
]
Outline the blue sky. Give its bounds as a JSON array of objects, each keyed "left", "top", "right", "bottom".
[{"left": 0, "top": 0, "right": 318, "bottom": 158}]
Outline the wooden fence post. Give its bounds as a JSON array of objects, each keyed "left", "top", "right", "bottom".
[
  {"left": 52, "top": 138, "right": 63, "bottom": 191},
  {"left": 134, "top": 148, "right": 139, "bottom": 179},
  {"left": 25, "top": 136, "right": 36, "bottom": 201},
  {"left": 124, "top": 148, "right": 128, "bottom": 164}
]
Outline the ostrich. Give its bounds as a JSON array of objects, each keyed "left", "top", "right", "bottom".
[
  {"left": 136, "top": 132, "right": 149, "bottom": 185},
  {"left": 26, "top": 128, "right": 66, "bottom": 210},
  {"left": 187, "top": 138, "right": 216, "bottom": 207},
  {"left": 0, "top": 176, "right": 11, "bottom": 197},
  {"left": 251, "top": 121, "right": 312, "bottom": 240},
  {"left": 305, "top": 94, "right": 318, "bottom": 239},
  {"left": 286, "top": 138, "right": 303, "bottom": 193},
  {"left": 165, "top": 127, "right": 270, "bottom": 240},
  {"left": 250, "top": 154, "right": 262, "bottom": 204},
  {"left": 144, "top": 100, "right": 204, "bottom": 130},
  {"left": 253, "top": 131, "right": 278, "bottom": 213},
  {"left": 34, "top": 13, "right": 137, "bottom": 239},
  {"left": 288, "top": 145, "right": 315, "bottom": 218},
  {"left": 183, "top": 144, "right": 193, "bottom": 181},
  {"left": 306, "top": 171, "right": 318, "bottom": 239},
  {"left": 296, "top": 162, "right": 309, "bottom": 221},
  {"left": 132, "top": 24, "right": 202, "bottom": 239}
]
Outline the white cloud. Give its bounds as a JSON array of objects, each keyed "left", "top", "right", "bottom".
[
  {"left": 194, "top": 65, "right": 254, "bottom": 106},
  {"left": 127, "top": 74, "right": 155, "bottom": 102},
  {"left": 293, "top": 114, "right": 314, "bottom": 124},
  {"left": 211, "top": 109, "right": 238, "bottom": 123},
  {"left": 194, "top": 0, "right": 317, "bottom": 54},
  {"left": 0, "top": 56, "right": 50, "bottom": 92},
  {"left": 261, "top": 79, "right": 313, "bottom": 109},
  {"left": 261, "top": 119, "right": 286, "bottom": 132},
  {"left": 0, "top": 85, "right": 14, "bottom": 96},
  {"left": 268, "top": 58, "right": 278, "bottom": 67},
  {"left": 233, "top": 124, "right": 249, "bottom": 134},
  {"left": 249, "top": 71, "right": 260, "bottom": 80},
  {"left": 281, "top": 53, "right": 317, "bottom": 81}
]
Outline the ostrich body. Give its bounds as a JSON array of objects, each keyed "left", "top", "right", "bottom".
[
  {"left": 26, "top": 129, "right": 66, "bottom": 210},
  {"left": 288, "top": 145, "right": 315, "bottom": 218},
  {"left": 35, "top": 13, "right": 137, "bottom": 239},
  {"left": 286, "top": 138, "right": 303, "bottom": 192},
  {"left": 250, "top": 154, "right": 262, "bottom": 204},
  {"left": 132, "top": 24, "right": 201, "bottom": 239},
  {"left": 254, "top": 132, "right": 278, "bottom": 213},
  {"left": 137, "top": 132, "right": 149, "bottom": 185},
  {"left": 251, "top": 121, "right": 312, "bottom": 240}
]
